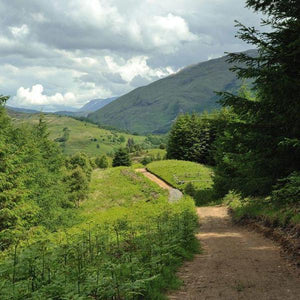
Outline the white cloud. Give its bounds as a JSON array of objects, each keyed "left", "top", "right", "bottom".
[
  {"left": 149, "top": 14, "right": 198, "bottom": 52},
  {"left": 10, "top": 83, "right": 113, "bottom": 109},
  {"left": 105, "top": 55, "right": 175, "bottom": 82},
  {"left": 10, "top": 24, "right": 29, "bottom": 38},
  {"left": 1, "top": 0, "right": 264, "bottom": 110},
  {"left": 13, "top": 84, "right": 76, "bottom": 106}
]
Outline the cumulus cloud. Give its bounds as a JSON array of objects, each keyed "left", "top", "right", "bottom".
[
  {"left": 13, "top": 84, "right": 76, "bottom": 107},
  {"left": 10, "top": 83, "right": 112, "bottom": 110},
  {"left": 149, "top": 13, "right": 198, "bottom": 51},
  {"left": 104, "top": 56, "right": 175, "bottom": 83},
  {"left": 0, "top": 0, "right": 264, "bottom": 110}
]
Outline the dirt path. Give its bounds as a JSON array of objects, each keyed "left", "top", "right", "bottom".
[
  {"left": 135, "top": 168, "right": 182, "bottom": 202},
  {"left": 168, "top": 206, "right": 300, "bottom": 300}
]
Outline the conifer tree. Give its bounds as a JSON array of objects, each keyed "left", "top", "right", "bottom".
[
  {"left": 112, "top": 148, "right": 131, "bottom": 167},
  {"left": 214, "top": 0, "right": 300, "bottom": 196}
]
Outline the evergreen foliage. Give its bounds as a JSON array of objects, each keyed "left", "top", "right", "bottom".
[
  {"left": 167, "top": 111, "right": 230, "bottom": 164},
  {"left": 0, "top": 99, "right": 91, "bottom": 248},
  {"left": 112, "top": 148, "right": 132, "bottom": 167},
  {"left": 0, "top": 163, "right": 199, "bottom": 299},
  {"left": 214, "top": 0, "right": 300, "bottom": 197}
]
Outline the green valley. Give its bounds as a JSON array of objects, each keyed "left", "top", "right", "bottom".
[
  {"left": 1, "top": 0, "right": 299, "bottom": 299},
  {"left": 8, "top": 111, "right": 163, "bottom": 157}
]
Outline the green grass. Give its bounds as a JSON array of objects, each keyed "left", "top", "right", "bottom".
[
  {"left": 147, "top": 160, "right": 216, "bottom": 205},
  {"left": 224, "top": 191, "right": 300, "bottom": 227},
  {"left": 131, "top": 148, "right": 166, "bottom": 164},
  {"left": 81, "top": 167, "right": 169, "bottom": 217},
  {"left": 0, "top": 167, "right": 199, "bottom": 299},
  {"left": 9, "top": 113, "right": 148, "bottom": 156}
]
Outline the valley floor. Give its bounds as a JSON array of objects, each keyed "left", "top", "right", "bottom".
[{"left": 167, "top": 206, "right": 300, "bottom": 299}]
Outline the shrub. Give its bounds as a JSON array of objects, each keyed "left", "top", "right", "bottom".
[
  {"left": 271, "top": 172, "right": 300, "bottom": 206},
  {"left": 184, "top": 182, "right": 196, "bottom": 197},
  {"left": 95, "top": 155, "right": 109, "bottom": 169}
]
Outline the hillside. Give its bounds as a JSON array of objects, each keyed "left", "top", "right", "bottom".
[
  {"left": 55, "top": 97, "right": 119, "bottom": 117},
  {"left": 5, "top": 106, "right": 40, "bottom": 114},
  {"left": 88, "top": 50, "right": 256, "bottom": 134},
  {"left": 9, "top": 112, "right": 148, "bottom": 156},
  {"left": 78, "top": 97, "right": 118, "bottom": 112}
]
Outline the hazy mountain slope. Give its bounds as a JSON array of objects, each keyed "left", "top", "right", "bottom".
[
  {"left": 53, "top": 97, "right": 119, "bottom": 117},
  {"left": 6, "top": 106, "right": 40, "bottom": 114},
  {"left": 88, "top": 50, "right": 255, "bottom": 134},
  {"left": 78, "top": 97, "right": 118, "bottom": 112}
]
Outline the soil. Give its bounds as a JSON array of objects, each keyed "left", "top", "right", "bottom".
[
  {"left": 168, "top": 206, "right": 300, "bottom": 300},
  {"left": 135, "top": 168, "right": 182, "bottom": 202}
]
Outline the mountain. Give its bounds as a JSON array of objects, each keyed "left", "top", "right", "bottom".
[
  {"left": 54, "top": 97, "right": 118, "bottom": 117},
  {"left": 78, "top": 97, "right": 118, "bottom": 112},
  {"left": 88, "top": 50, "right": 256, "bottom": 134},
  {"left": 6, "top": 106, "right": 40, "bottom": 114}
]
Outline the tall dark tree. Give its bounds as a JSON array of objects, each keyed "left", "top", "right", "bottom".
[
  {"left": 214, "top": 0, "right": 300, "bottom": 196},
  {"left": 112, "top": 148, "right": 131, "bottom": 167},
  {"left": 167, "top": 111, "right": 230, "bottom": 164}
]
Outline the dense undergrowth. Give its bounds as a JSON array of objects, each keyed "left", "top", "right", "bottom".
[
  {"left": 224, "top": 192, "right": 300, "bottom": 228},
  {"left": 0, "top": 167, "right": 199, "bottom": 299}
]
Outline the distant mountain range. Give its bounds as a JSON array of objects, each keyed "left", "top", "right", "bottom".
[
  {"left": 6, "top": 106, "right": 40, "bottom": 114},
  {"left": 78, "top": 97, "right": 118, "bottom": 113},
  {"left": 6, "top": 97, "right": 118, "bottom": 117},
  {"left": 88, "top": 50, "right": 256, "bottom": 134}
]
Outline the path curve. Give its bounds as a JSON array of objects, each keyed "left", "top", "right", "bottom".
[
  {"left": 168, "top": 206, "right": 300, "bottom": 300},
  {"left": 135, "top": 168, "right": 182, "bottom": 202}
]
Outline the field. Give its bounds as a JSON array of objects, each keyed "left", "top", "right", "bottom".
[
  {"left": 82, "top": 167, "right": 169, "bottom": 215},
  {"left": 147, "top": 160, "right": 215, "bottom": 205},
  {"left": 9, "top": 112, "right": 150, "bottom": 156},
  {"left": 0, "top": 166, "right": 198, "bottom": 299}
]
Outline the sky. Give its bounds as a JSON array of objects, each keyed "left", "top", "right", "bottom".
[{"left": 0, "top": 0, "right": 263, "bottom": 111}]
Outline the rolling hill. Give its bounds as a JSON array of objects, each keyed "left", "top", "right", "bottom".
[
  {"left": 88, "top": 50, "right": 256, "bottom": 134},
  {"left": 8, "top": 111, "right": 150, "bottom": 156}
]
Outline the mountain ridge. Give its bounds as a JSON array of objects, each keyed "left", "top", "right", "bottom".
[{"left": 88, "top": 50, "right": 256, "bottom": 134}]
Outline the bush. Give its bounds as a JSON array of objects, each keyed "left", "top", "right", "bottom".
[
  {"left": 271, "top": 172, "right": 300, "bottom": 206},
  {"left": 66, "top": 152, "right": 93, "bottom": 179},
  {"left": 184, "top": 182, "right": 196, "bottom": 197},
  {"left": 95, "top": 155, "right": 109, "bottom": 168}
]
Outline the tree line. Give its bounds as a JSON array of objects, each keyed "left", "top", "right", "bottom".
[
  {"left": 0, "top": 98, "right": 93, "bottom": 249},
  {"left": 167, "top": 0, "right": 299, "bottom": 205}
]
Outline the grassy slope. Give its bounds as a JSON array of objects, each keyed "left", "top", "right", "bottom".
[
  {"left": 147, "top": 160, "right": 214, "bottom": 190},
  {"left": 0, "top": 166, "right": 198, "bottom": 299},
  {"left": 88, "top": 50, "right": 256, "bottom": 134},
  {"left": 81, "top": 167, "right": 169, "bottom": 218},
  {"left": 147, "top": 160, "right": 217, "bottom": 205},
  {"left": 9, "top": 112, "right": 146, "bottom": 156}
]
